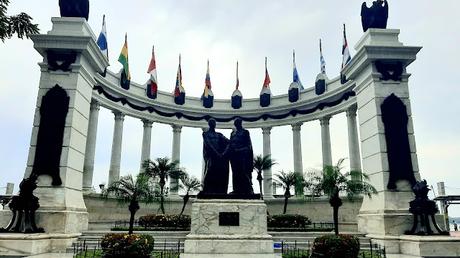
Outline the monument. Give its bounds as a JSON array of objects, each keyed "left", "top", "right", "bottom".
[
  {"left": 1, "top": 1, "right": 460, "bottom": 257},
  {"left": 182, "top": 119, "right": 275, "bottom": 258}
]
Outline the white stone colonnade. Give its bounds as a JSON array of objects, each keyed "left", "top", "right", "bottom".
[{"left": 81, "top": 107, "right": 364, "bottom": 197}]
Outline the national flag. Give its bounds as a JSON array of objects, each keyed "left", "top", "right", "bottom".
[
  {"left": 292, "top": 50, "right": 304, "bottom": 90},
  {"left": 174, "top": 55, "right": 184, "bottom": 97},
  {"left": 118, "top": 33, "right": 131, "bottom": 80},
  {"left": 262, "top": 57, "right": 271, "bottom": 90},
  {"left": 235, "top": 61, "right": 240, "bottom": 90},
  {"left": 97, "top": 15, "right": 108, "bottom": 60},
  {"left": 203, "top": 60, "right": 212, "bottom": 98},
  {"left": 320, "top": 39, "right": 326, "bottom": 74},
  {"left": 147, "top": 45, "right": 158, "bottom": 96},
  {"left": 341, "top": 24, "right": 352, "bottom": 70}
]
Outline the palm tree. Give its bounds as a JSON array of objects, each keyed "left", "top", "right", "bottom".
[
  {"left": 275, "top": 171, "right": 302, "bottom": 214},
  {"left": 0, "top": 0, "right": 39, "bottom": 42},
  {"left": 103, "top": 173, "right": 155, "bottom": 234},
  {"left": 253, "top": 154, "right": 277, "bottom": 200},
  {"left": 178, "top": 173, "right": 201, "bottom": 217},
  {"left": 308, "top": 158, "right": 377, "bottom": 235},
  {"left": 143, "top": 157, "right": 184, "bottom": 214}
]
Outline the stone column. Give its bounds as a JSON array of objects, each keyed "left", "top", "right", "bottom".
[
  {"left": 139, "top": 119, "right": 153, "bottom": 173},
  {"left": 108, "top": 111, "right": 124, "bottom": 185},
  {"left": 320, "top": 116, "right": 333, "bottom": 167},
  {"left": 346, "top": 105, "right": 362, "bottom": 179},
  {"left": 82, "top": 101, "right": 100, "bottom": 191},
  {"left": 342, "top": 29, "right": 422, "bottom": 241},
  {"left": 262, "top": 127, "right": 273, "bottom": 199},
  {"left": 24, "top": 17, "right": 109, "bottom": 236},
  {"left": 292, "top": 123, "right": 304, "bottom": 174},
  {"left": 170, "top": 125, "right": 182, "bottom": 197},
  {"left": 292, "top": 123, "right": 304, "bottom": 195}
]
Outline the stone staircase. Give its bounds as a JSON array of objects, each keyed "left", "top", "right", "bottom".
[{"left": 67, "top": 230, "right": 374, "bottom": 254}]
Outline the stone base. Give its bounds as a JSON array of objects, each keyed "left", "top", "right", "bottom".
[
  {"left": 0, "top": 233, "right": 79, "bottom": 256},
  {"left": 182, "top": 199, "right": 275, "bottom": 258},
  {"left": 368, "top": 234, "right": 460, "bottom": 258}
]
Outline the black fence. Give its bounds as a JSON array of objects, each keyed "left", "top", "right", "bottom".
[
  {"left": 112, "top": 220, "right": 333, "bottom": 232},
  {"left": 278, "top": 239, "right": 386, "bottom": 258},
  {"left": 72, "top": 239, "right": 183, "bottom": 258}
]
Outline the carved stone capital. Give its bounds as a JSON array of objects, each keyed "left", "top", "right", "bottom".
[
  {"left": 346, "top": 105, "right": 358, "bottom": 118},
  {"left": 320, "top": 116, "right": 331, "bottom": 126},
  {"left": 172, "top": 124, "right": 182, "bottom": 133},
  {"left": 113, "top": 111, "right": 125, "bottom": 121},
  {"left": 142, "top": 119, "right": 153, "bottom": 128},
  {"left": 90, "top": 100, "right": 100, "bottom": 111},
  {"left": 262, "top": 127, "right": 272, "bottom": 135},
  {"left": 291, "top": 123, "right": 303, "bottom": 132}
]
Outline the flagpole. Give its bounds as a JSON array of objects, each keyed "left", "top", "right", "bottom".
[
  {"left": 265, "top": 57, "right": 267, "bottom": 70},
  {"left": 293, "top": 49, "right": 296, "bottom": 68},
  {"left": 319, "top": 39, "right": 322, "bottom": 55},
  {"left": 236, "top": 61, "right": 239, "bottom": 90}
]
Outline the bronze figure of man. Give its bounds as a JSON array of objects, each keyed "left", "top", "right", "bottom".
[
  {"left": 226, "top": 118, "right": 254, "bottom": 195},
  {"left": 201, "top": 119, "right": 230, "bottom": 194}
]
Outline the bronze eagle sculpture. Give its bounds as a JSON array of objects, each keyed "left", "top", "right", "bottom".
[{"left": 361, "top": 0, "right": 388, "bottom": 32}]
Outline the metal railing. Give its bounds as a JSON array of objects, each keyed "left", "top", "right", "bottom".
[
  {"left": 278, "top": 239, "right": 386, "bottom": 258},
  {"left": 72, "top": 238, "right": 183, "bottom": 258}
]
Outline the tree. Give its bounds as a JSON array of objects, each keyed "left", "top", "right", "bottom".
[
  {"left": 0, "top": 0, "right": 39, "bottom": 42},
  {"left": 143, "top": 157, "right": 184, "bottom": 214},
  {"left": 308, "top": 158, "right": 377, "bottom": 235},
  {"left": 103, "top": 173, "right": 155, "bottom": 234},
  {"left": 178, "top": 173, "right": 201, "bottom": 217},
  {"left": 253, "top": 154, "right": 276, "bottom": 200},
  {"left": 275, "top": 171, "right": 303, "bottom": 214}
]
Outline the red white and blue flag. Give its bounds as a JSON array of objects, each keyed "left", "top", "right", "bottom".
[
  {"left": 147, "top": 45, "right": 158, "bottom": 96},
  {"left": 261, "top": 57, "right": 271, "bottom": 95},
  {"left": 203, "top": 60, "right": 213, "bottom": 98},
  {"left": 341, "top": 24, "right": 352, "bottom": 70},
  {"left": 174, "top": 55, "right": 184, "bottom": 97}
]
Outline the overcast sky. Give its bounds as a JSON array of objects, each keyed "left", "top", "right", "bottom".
[{"left": 0, "top": 0, "right": 459, "bottom": 216}]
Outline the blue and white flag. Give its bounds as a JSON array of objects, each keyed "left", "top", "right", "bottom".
[
  {"left": 320, "top": 39, "right": 326, "bottom": 74},
  {"left": 292, "top": 50, "right": 304, "bottom": 90},
  {"left": 97, "top": 15, "right": 108, "bottom": 60}
]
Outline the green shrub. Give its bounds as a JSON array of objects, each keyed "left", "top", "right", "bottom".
[
  {"left": 101, "top": 233, "right": 154, "bottom": 258},
  {"left": 310, "top": 234, "right": 360, "bottom": 258},
  {"left": 138, "top": 214, "right": 191, "bottom": 229},
  {"left": 267, "top": 214, "right": 312, "bottom": 229}
]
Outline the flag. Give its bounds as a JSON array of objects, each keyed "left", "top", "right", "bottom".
[
  {"left": 203, "top": 60, "right": 212, "bottom": 98},
  {"left": 235, "top": 61, "right": 240, "bottom": 90},
  {"left": 341, "top": 24, "right": 352, "bottom": 84},
  {"left": 262, "top": 57, "right": 271, "bottom": 90},
  {"left": 292, "top": 50, "right": 304, "bottom": 90},
  {"left": 320, "top": 39, "right": 326, "bottom": 74},
  {"left": 174, "top": 55, "right": 184, "bottom": 97},
  {"left": 341, "top": 24, "right": 352, "bottom": 70},
  {"left": 118, "top": 33, "right": 131, "bottom": 80},
  {"left": 146, "top": 45, "right": 158, "bottom": 98},
  {"left": 97, "top": 15, "right": 108, "bottom": 60},
  {"left": 231, "top": 61, "right": 242, "bottom": 109}
]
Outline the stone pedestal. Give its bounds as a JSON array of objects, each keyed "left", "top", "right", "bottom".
[
  {"left": 0, "top": 17, "right": 108, "bottom": 256},
  {"left": 343, "top": 28, "right": 460, "bottom": 258},
  {"left": 344, "top": 29, "right": 422, "bottom": 237},
  {"left": 182, "top": 199, "right": 275, "bottom": 258},
  {"left": 370, "top": 234, "right": 460, "bottom": 258}
]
